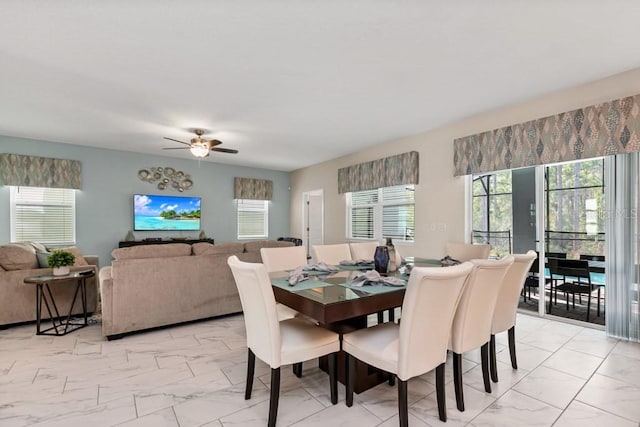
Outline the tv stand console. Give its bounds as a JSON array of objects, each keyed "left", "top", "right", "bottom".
[{"left": 118, "top": 238, "right": 214, "bottom": 248}]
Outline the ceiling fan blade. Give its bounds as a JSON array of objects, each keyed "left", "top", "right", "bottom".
[
  {"left": 162, "top": 147, "right": 190, "bottom": 150},
  {"left": 163, "top": 137, "right": 190, "bottom": 146},
  {"left": 211, "top": 147, "right": 239, "bottom": 154},
  {"left": 209, "top": 139, "right": 223, "bottom": 147}
]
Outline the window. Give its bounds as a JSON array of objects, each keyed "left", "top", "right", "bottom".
[
  {"left": 471, "top": 171, "right": 513, "bottom": 254},
  {"left": 545, "top": 158, "right": 605, "bottom": 257},
  {"left": 10, "top": 186, "right": 76, "bottom": 245},
  {"left": 347, "top": 185, "right": 415, "bottom": 242},
  {"left": 237, "top": 199, "right": 268, "bottom": 239}
]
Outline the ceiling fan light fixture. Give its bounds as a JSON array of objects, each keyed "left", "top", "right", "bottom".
[{"left": 190, "top": 141, "right": 210, "bottom": 158}]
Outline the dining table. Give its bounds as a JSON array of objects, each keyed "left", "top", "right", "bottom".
[{"left": 269, "top": 257, "right": 441, "bottom": 393}]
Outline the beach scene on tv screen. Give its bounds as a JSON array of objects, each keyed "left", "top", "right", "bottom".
[{"left": 134, "top": 194, "right": 201, "bottom": 231}]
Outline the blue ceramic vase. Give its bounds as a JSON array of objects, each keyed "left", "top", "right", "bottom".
[{"left": 374, "top": 246, "right": 389, "bottom": 274}]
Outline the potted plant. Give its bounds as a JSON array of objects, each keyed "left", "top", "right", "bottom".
[{"left": 48, "top": 250, "right": 75, "bottom": 276}]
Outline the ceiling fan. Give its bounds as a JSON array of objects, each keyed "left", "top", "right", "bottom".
[{"left": 163, "top": 129, "right": 239, "bottom": 158}]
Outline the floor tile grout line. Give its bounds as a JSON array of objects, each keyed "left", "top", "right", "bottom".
[
  {"left": 549, "top": 336, "right": 622, "bottom": 426},
  {"left": 31, "top": 367, "right": 40, "bottom": 384},
  {"left": 572, "top": 397, "right": 640, "bottom": 424}
]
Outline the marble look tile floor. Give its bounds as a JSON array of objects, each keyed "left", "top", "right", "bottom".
[{"left": 1, "top": 313, "right": 639, "bottom": 426}]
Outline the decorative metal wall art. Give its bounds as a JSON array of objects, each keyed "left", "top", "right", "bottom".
[{"left": 138, "top": 166, "right": 193, "bottom": 191}]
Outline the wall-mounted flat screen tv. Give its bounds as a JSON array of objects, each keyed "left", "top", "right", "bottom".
[{"left": 134, "top": 194, "right": 201, "bottom": 231}]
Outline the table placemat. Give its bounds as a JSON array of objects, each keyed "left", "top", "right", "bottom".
[{"left": 271, "top": 277, "right": 335, "bottom": 291}]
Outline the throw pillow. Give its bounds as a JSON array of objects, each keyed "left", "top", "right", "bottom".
[
  {"left": 36, "top": 251, "right": 54, "bottom": 268},
  {"left": 28, "top": 241, "right": 48, "bottom": 253}
]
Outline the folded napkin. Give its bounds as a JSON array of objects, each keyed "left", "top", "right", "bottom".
[
  {"left": 350, "top": 270, "right": 406, "bottom": 287},
  {"left": 398, "top": 264, "right": 413, "bottom": 275},
  {"left": 287, "top": 267, "right": 309, "bottom": 285},
  {"left": 339, "top": 259, "right": 374, "bottom": 266},
  {"left": 302, "top": 262, "right": 339, "bottom": 272},
  {"left": 440, "top": 255, "right": 462, "bottom": 267}
]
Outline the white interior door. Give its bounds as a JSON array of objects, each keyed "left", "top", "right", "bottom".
[{"left": 303, "top": 190, "right": 324, "bottom": 261}]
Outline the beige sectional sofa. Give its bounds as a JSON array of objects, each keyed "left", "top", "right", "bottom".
[
  {"left": 99, "top": 239, "right": 293, "bottom": 339},
  {"left": 0, "top": 242, "right": 99, "bottom": 327}
]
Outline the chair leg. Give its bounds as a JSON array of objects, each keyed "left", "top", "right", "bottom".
[
  {"left": 436, "top": 362, "right": 447, "bottom": 422},
  {"left": 293, "top": 362, "right": 303, "bottom": 378},
  {"left": 586, "top": 290, "right": 591, "bottom": 322},
  {"left": 388, "top": 372, "right": 396, "bottom": 386},
  {"left": 597, "top": 287, "right": 601, "bottom": 317},
  {"left": 481, "top": 342, "right": 491, "bottom": 393},
  {"left": 508, "top": 326, "right": 518, "bottom": 369},
  {"left": 328, "top": 353, "right": 338, "bottom": 404},
  {"left": 453, "top": 352, "right": 464, "bottom": 412},
  {"left": 489, "top": 334, "right": 498, "bottom": 383},
  {"left": 398, "top": 379, "right": 409, "bottom": 427},
  {"left": 388, "top": 308, "right": 395, "bottom": 323},
  {"left": 268, "top": 367, "right": 281, "bottom": 427},
  {"left": 346, "top": 353, "right": 355, "bottom": 407},
  {"left": 245, "top": 348, "right": 255, "bottom": 400}
]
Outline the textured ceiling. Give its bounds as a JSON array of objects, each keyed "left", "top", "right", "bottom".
[{"left": 1, "top": 1, "right": 640, "bottom": 171}]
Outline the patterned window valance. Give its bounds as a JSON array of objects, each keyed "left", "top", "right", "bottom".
[
  {"left": 453, "top": 94, "right": 640, "bottom": 176},
  {"left": 234, "top": 177, "right": 273, "bottom": 200},
  {"left": 0, "top": 153, "right": 82, "bottom": 189},
  {"left": 338, "top": 151, "right": 419, "bottom": 194}
]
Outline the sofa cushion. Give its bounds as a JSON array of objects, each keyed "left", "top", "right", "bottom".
[
  {"left": 0, "top": 243, "right": 38, "bottom": 270},
  {"left": 243, "top": 240, "right": 294, "bottom": 253},
  {"left": 112, "top": 243, "right": 192, "bottom": 260},
  {"left": 193, "top": 242, "right": 244, "bottom": 256},
  {"left": 61, "top": 246, "right": 89, "bottom": 266}
]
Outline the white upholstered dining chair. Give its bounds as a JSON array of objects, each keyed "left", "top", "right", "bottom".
[
  {"left": 349, "top": 241, "right": 379, "bottom": 260},
  {"left": 260, "top": 246, "right": 307, "bottom": 322},
  {"left": 449, "top": 256, "right": 513, "bottom": 412},
  {"left": 490, "top": 251, "right": 537, "bottom": 383},
  {"left": 261, "top": 245, "right": 308, "bottom": 272},
  {"left": 227, "top": 255, "right": 340, "bottom": 427},
  {"left": 261, "top": 245, "right": 309, "bottom": 376},
  {"left": 445, "top": 242, "right": 491, "bottom": 262},
  {"left": 312, "top": 243, "right": 352, "bottom": 265},
  {"left": 343, "top": 262, "right": 474, "bottom": 425}
]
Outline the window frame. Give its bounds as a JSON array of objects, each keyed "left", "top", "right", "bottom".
[
  {"left": 236, "top": 199, "right": 269, "bottom": 240},
  {"left": 10, "top": 186, "right": 77, "bottom": 245},
  {"left": 346, "top": 185, "right": 415, "bottom": 243}
]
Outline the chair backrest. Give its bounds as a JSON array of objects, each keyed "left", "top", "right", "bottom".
[
  {"left": 227, "top": 255, "right": 281, "bottom": 367},
  {"left": 579, "top": 254, "right": 605, "bottom": 261},
  {"left": 449, "top": 256, "right": 514, "bottom": 354},
  {"left": 580, "top": 254, "right": 605, "bottom": 273},
  {"left": 312, "top": 243, "right": 352, "bottom": 265},
  {"left": 397, "top": 262, "right": 473, "bottom": 380},
  {"left": 555, "top": 258, "right": 591, "bottom": 282},
  {"left": 445, "top": 242, "right": 490, "bottom": 262},
  {"left": 546, "top": 251, "right": 567, "bottom": 262},
  {"left": 349, "top": 241, "right": 379, "bottom": 260},
  {"left": 261, "top": 246, "right": 307, "bottom": 272},
  {"left": 492, "top": 251, "right": 537, "bottom": 334}
]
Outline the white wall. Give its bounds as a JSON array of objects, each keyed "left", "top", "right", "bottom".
[{"left": 289, "top": 67, "right": 640, "bottom": 259}]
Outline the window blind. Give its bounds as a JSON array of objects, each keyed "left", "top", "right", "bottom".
[
  {"left": 348, "top": 185, "right": 415, "bottom": 242},
  {"left": 237, "top": 199, "right": 268, "bottom": 239},
  {"left": 11, "top": 186, "right": 76, "bottom": 244}
]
